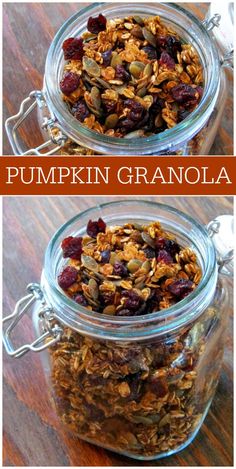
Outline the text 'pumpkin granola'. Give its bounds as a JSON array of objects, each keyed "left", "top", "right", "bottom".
[{"left": 60, "top": 13, "right": 203, "bottom": 138}]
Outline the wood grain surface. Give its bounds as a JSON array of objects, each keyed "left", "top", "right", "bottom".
[
  {"left": 2, "top": 196, "right": 233, "bottom": 467},
  {"left": 2, "top": 3, "right": 233, "bottom": 155}
]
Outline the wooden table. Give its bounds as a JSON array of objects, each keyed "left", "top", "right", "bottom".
[
  {"left": 3, "top": 196, "right": 233, "bottom": 466},
  {"left": 3, "top": 3, "right": 233, "bottom": 155}
]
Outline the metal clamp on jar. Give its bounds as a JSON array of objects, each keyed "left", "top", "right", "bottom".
[
  {"left": 5, "top": 3, "right": 233, "bottom": 156},
  {"left": 2, "top": 202, "right": 234, "bottom": 460}
]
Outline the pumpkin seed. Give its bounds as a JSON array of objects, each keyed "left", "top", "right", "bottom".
[
  {"left": 88, "top": 278, "right": 99, "bottom": 300},
  {"left": 90, "top": 86, "right": 101, "bottom": 110},
  {"left": 142, "top": 260, "right": 151, "bottom": 273},
  {"left": 143, "top": 63, "right": 153, "bottom": 78},
  {"left": 141, "top": 232, "right": 156, "bottom": 248},
  {"left": 132, "top": 415, "right": 153, "bottom": 425},
  {"left": 105, "top": 113, "right": 119, "bottom": 130},
  {"left": 155, "top": 113, "right": 164, "bottom": 127},
  {"left": 142, "top": 27, "right": 157, "bottom": 47},
  {"left": 83, "top": 56, "right": 101, "bottom": 77},
  {"left": 124, "top": 129, "right": 145, "bottom": 139},
  {"left": 111, "top": 52, "right": 123, "bottom": 68},
  {"left": 103, "top": 304, "right": 116, "bottom": 315},
  {"left": 137, "top": 86, "right": 147, "bottom": 97},
  {"left": 129, "top": 61, "right": 145, "bottom": 78},
  {"left": 109, "top": 252, "right": 119, "bottom": 265},
  {"left": 133, "top": 15, "right": 144, "bottom": 25},
  {"left": 141, "top": 287, "right": 151, "bottom": 301},
  {"left": 81, "top": 254, "right": 99, "bottom": 272},
  {"left": 143, "top": 95, "right": 153, "bottom": 108},
  {"left": 95, "top": 77, "right": 111, "bottom": 89},
  {"left": 127, "top": 259, "right": 142, "bottom": 273}
]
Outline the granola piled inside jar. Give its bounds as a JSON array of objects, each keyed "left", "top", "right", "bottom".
[
  {"left": 60, "top": 14, "right": 203, "bottom": 139},
  {"left": 48, "top": 218, "right": 226, "bottom": 459}
]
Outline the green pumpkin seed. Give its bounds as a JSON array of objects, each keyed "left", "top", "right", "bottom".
[
  {"left": 124, "top": 130, "right": 145, "bottom": 139},
  {"left": 90, "top": 86, "right": 101, "bottom": 110},
  {"left": 142, "top": 260, "right": 151, "bottom": 273},
  {"left": 141, "top": 232, "right": 156, "bottom": 248},
  {"left": 129, "top": 61, "right": 145, "bottom": 78},
  {"left": 105, "top": 113, "right": 119, "bottom": 130},
  {"left": 95, "top": 77, "right": 111, "bottom": 89},
  {"left": 133, "top": 15, "right": 144, "bottom": 25},
  {"left": 143, "top": 63, "right": 153, "bottom": 78},
  {"left": 142, "top": 27, "right": 157, "bottom": 47},
  {"left": 111, "top": 52, "right": 123, "bottom": 68},
  {"left": 127, "top": 259, "right": 142, "bottom": 273},
  {"left": 81, "top": 254, "right": 99, "bottom": 272},
  {"left": 88, "top": 278, "right": 99, "bottom": 300},
  {"left": 137, "top": 86, "right": 147, "bottom": 97},
  {"left": 83, "top": 56, "right": 101, "bottom": 77}
]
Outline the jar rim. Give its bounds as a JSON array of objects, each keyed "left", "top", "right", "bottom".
[
  {"left": 44, "top": 2, "right": 221, "bottom": 154},
  {"left": 43, "top": 200, "right": 218, "bottom": 340}
]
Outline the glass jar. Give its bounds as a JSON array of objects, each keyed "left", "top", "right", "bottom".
[
  {"left": 3, "top": 201, "right": 233, "bottom": 460},
  {"left": 5, "top": 3, "right": 233, "bottom": 156}
]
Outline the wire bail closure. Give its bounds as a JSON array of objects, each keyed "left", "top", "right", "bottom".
[{"left": 2, "top": 283, "right": 63, "bottom": 358}]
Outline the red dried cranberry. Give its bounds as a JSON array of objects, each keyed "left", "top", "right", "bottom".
[
  {"left": 115, "top": 65, "right": 130, "bottom": 82},
  {"left": 62, "top": 37, "right": 84, "bottom": 60},
  {"left": 58, "top": 266, "right": 78, "bottom": 289},
  {"left": 143, "top": 247, "right": 156, "bottom": 258},
  {"left": 157, "top": 249, "right": 173, "bottom": 264},
  {"left": 60, "top": 72, "right": 80, "bottom": 96},
  {"left": 87, "top": 14, "right": 107, "bottom": 34},
  {"left": 102, "top": 49, "right": 112, "bottom": 66},
  {"left": 71, "top": 99, "right": 89, "bottom": 122},
  {"left": 122, "top": 290, "right": 142, "bottom": 311},
  {"left": 168, "top": 279, "right": 194, "bottom": 299},
  {"left": 103, "top": 100, "right": 117, "bottom": 114},
  {"left": 159, "top": 51, "right": 175, "bottom": 70},
  {"left": 100, "top": 249, "right": 111, "bottom": 263},
  {"left": 61, "top": 236, "right": 83, "bottom": 260},
  {"left": 171, "top": 84, "right": 198, "bottom": 108},
  {"left": 166, "top": 35, "right": 182, "bottom": 59},
  {"left": 155, "top": 237, "right": 166, "bottom": 250},
  {"left": 74, "top": 293, "right": 88, "bottom": 306},
  {"left": 142, "top": 45, "right": 157, "bottom": 60},
  {"left": 113, "top": 261, "right": 128, "bottom": 277},
  {"left": 87, "top": 218, "right": 106, "bottom": 238},
  {"left": 124, "top": 99, "right": 144, "bottom": 122},
  {"left": 101, "top": 291, "right": 115, "bottom": 305},
  {"left": 164, "top": 239, "right": 180, "bottom": 258}
]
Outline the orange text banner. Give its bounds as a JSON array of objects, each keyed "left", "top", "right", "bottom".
[{"left": 1, "top": 156, "right": 236, "bottom": 195}]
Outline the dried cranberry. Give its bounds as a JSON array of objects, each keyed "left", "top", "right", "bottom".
[
  {"left": 165, "top": 239, "right": 180, "bottom": 258},
  {"left": 195, "top": 86, "right": 203, "bottom": 99},
  {"left": 166, "top": 35, "right": 182, "bottom": 59},
  {"left": 143, "top": 247, "right": 156, "bottom": 258},
  {"left": 142, "top": 45, "right": 157, "bottom": 60},
  {"left": 100, "top": 291, "right": 115, "bottom": 305},
  {"left": 113, "top": 261, "right": 128, "bottom": 277},
  {"left": 86, "top": 218, "right": 106, "bottom": 238},
  {"left": 159, "top": 51, "right": 175, "bottom": 70},
  {"left": 150, "top": 96, "right": 165, "bottom": 115},
  {"left": 124, "top": 99, "right": 144, "bottom": 122},
  {"left": 58, "top": 266, "right": 78, "bottom": 289},
  {"left": 100, "top": 249, "right": 111, "bottom": 263},
  {"left": 171, "top": 84, "right": 199, "bottom": 108},
  {"left": 103, "top": 100, "right": 117, "bottom": 114},
  {"left": 155, "top": 237, "right": 166, "bottom": 250},
  {"left": 102, "top": 49, "right": 112, "bottom": 66},
  {"left": 168, "top": 279, "right": 194, "bottom": 299},
  {"left": 87, "top": 14, "right": 107, "bottom": 34},
  {"left": 71, "top": 99, "right": 89, "bottom": 122},
  {"left": 60, "top": 72, "right": 80, "bottom": 96},
  {"left": 122, "top": 290, "right": 142, "bottom": 311},
  {"left": 74, "top": 293, "right": 88, "bottom": 306},
  {"left": 61, "top": 236, "right": 83, "bottom": 260},
  {"left": 115, "top": 65, "right": 130, "bottom": 82},
  {"left": 62, "top": 37, "right": 84, "bottom": 60},
  {"left": 157, "top": 249, "right": 173, "bottom": 264}
]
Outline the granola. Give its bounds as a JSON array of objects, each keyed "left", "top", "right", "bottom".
[
  {"left": 49, "top": 219, "right": 224, "bottom": 458},
  {"left": 57, "top": 218, "right": 202, "bottom": 314},
  {"left": 60, "top": 14, "right": 203, "bottom": 139}
]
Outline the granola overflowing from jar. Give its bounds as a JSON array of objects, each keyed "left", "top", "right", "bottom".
[
  {"left": 57, "top": 218, "right": 202, "bottom": 314},
  {"left": 60, "top": 14, "right": 203, "bottom": 138}
]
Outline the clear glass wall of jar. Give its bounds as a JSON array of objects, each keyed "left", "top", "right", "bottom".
[
  {"left": 16, "top": 200, "right": 229, "bottom": 460},
  {"left": 5, "top": 3, "right": 232, "bottom": 156}
]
